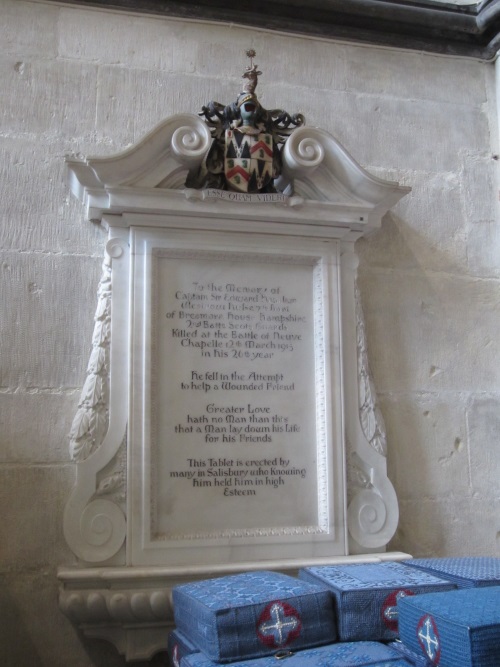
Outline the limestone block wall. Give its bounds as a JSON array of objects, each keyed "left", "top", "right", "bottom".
[{"left": 0, "top": 1, "right": 498, "bottom": 664}]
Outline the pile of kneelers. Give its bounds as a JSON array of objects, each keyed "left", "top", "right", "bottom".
[{"left": 168, "top": 557, "right": 500, "bottom": 667}]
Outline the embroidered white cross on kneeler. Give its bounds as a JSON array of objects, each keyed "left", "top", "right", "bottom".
[
  {"left": 257, "top": 601, "right": 302, "bottom": 648},
  {"left": 417, "top": 614, "right": 441, "bottom": 663}
]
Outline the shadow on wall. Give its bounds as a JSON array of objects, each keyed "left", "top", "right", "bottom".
[
  {"left": 0, "top": 580, "right": 43, "bottom": 667},
  {"left": 0, "top": 575, "right": 169, "bottom": 666},
  {"left": 355, "top": 210, "right": 471, "bottom": 558},
  {"left": 357, "top": 210, "right": 469, "bottom": 277},
  {"left": 83, "top": 638, "right": 168, "bottom": 667}
]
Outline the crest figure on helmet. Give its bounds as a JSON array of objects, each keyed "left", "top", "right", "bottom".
[{"left": 187, "top": 50, "right": 305, "bottom": 194}]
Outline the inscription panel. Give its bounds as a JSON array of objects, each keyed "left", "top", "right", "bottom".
[{"left": 130, "top": 230, "right": 345, "bottom": 564}]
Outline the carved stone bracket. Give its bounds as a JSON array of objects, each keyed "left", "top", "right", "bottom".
[
  {"left": 339, "top": 244, "right": 399, "bottom": 553},
  {"left": 350, "top": 284, "right": 399, "bottom": 549},
  {"left": 347, "top": 451, "right": 398, "bottom": 550},
  {"left": 63, "top": 234, "right": 130, "bottom": 564},
  {"left": 59, "top": 583, "right": 171, "bottom": 661}
]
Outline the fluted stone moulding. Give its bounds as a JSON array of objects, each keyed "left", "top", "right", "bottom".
[{"left": 60, "top": 114, "right": 410, "bottom": 660}]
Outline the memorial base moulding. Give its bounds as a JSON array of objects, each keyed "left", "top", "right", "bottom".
[{"left": 59, "top": 114, "right": 411, "bottom": 661}]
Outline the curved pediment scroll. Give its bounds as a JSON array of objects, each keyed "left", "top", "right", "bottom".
[
  {"left": 66, "top": 114, "right": 212, "bottom": 218},
  {"left": 281, "top": 126, "right": 407, "bottom": 213}
]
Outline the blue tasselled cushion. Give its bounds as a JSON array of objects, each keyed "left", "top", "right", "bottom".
[
  {"left": 398, "top": 587, "right": 500, "bottom": 667},
  {"left": 168, "top": 629, "right": 199, "bottom": 667},
  {"left": 403, "top": 557, "right": 500, "bottom": 589},
  {"left": 172, "top": 571, "right": 336, "bottom": 663},
  {"left": 181, "top": 641, "right": 412, "bottom": 667},
  {"left": 299, "top": 562, "right": 455, "bottom": 641}
]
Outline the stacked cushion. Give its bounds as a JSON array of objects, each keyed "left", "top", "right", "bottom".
[
  {"left": 398, "top": 587, "right": 500, "bottom": 666},
  {"left": 168, "top": 628, "right": 199, "bottom": 667},
  {"left": 299, "top": 562, "right": 454, "bottom": 641},
  {"left": 170, "top": 561, "right": 500, "bottom": 667},
  {"left": 181, "top": 641, "right": 413, "bottom": 667},
  {"left": 403, "top": 557, "right": 500, "bottom": 589},
  {"left": 172, "top": 570, "right": 336, "bottom": 663},
  {"left": 388, "top": 641, "right": 432, "bottom": 666}
]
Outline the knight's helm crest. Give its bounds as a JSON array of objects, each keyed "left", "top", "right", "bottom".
[{"left": 188, "top": 50, "right": 305, "bottom": 194}]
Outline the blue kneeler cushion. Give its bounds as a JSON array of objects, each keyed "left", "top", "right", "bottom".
[
  {"left": 299, "top": 561, "right": 455, "bottom": 642},
  {"left": 180, "top": 640, "right": 413, "bottom": 667},
  {"left": 403, "top": 557, "right": 500, "bottom": 589},
  {"left": 168, "top": 628, "right": 199, "bottom": 667},
  {"left": 172, "top": 570, "right": 336, "bottom": 663},
  {"left": 398, "top": 586, "right": 500, "bottom": 667},
  {"left": 388, "top": 640, "right": 432, "bottom": 666}
]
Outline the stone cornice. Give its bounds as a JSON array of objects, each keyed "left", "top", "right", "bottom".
[{"left": 54, "top": 0, "right": 500, "bottom": 59}]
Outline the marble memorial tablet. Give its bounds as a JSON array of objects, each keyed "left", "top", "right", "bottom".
[
  {"left": 155, "top": 253, "right": 317, "bottom": 535},
  {"left": 61, "top": 105, "right": 410, "bottom": 658},
  {"left": 128, "top": 229, "right": 345, "bottom": 565}
]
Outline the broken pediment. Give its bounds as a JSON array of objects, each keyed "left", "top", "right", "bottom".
[{"left": 67, "top": 113, "right": 408, "bottom": 237}]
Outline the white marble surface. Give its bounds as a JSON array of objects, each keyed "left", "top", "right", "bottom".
[
  {"left": 128, "top": 229, "right": 343, "bottom": 565},
  {"left": 152, "top": 254, "right": 318, "bottom": 536}
]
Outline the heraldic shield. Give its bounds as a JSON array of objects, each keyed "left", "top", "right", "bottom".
[{"left": 224, "top": 130, "right": 274, "bottom": 193}]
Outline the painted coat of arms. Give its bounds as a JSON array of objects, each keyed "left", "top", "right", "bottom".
[
  {"left": 225, "top": 128, "right": 273, "bottom": 193},
  {"left": 187, "top": 50, "right": 305, "bottom": 194}
]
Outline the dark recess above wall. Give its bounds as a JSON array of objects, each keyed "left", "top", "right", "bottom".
[{"left": 58, "top": 0, "right": 500, "bottom": 59}]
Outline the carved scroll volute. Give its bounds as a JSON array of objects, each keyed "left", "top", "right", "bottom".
[
  {"left": 340, "top": 243, "right": 399, "bottom": 552},
  {"left": 279, "top": 127, "right": 325, "bottom": 197},
  {"left": 282, "top": 127, "right": 325, "bottom": 177},
  {"left": 170, "top": 119, "right": 212, "bottom": 166},
  {"left": 63, "top": 235, "right": 129, "bottom": 563},
  {"left": 347, "top": 451, "right": 399, "bottom": 550}
]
